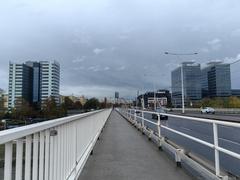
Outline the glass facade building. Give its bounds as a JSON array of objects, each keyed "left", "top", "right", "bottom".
[
  {"left": 26, "top": 61, "right": 41, "bottom": 104},
  {"left": 8, "top": 61, "right": 60, "bottom": 109},
  {"left": 171, "top": 62, "right": 202, "bottom": 107},
  {"left": 201, "top": 62, "right": 231, "bottom": 97}
]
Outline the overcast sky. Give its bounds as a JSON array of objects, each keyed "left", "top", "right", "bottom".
[{"left": 1, "top": 0, "right": 240, "bottom": 98}]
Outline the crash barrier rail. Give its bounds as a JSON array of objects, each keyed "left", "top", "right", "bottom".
[
  {"left": 171, "top": 108, "right": 240, "bottom": 114},
  {"left": 118, "top": 108, "right": 240, "bottom": 179},
  {"left": 0, "top": 108, "right": 112, "bottom": 180}
]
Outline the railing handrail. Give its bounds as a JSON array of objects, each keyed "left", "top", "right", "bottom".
[
  {"left": 0, "top": 109, "right": 105, "bottom": 144},
  {"left": 125, "top": 108, "right": 240, "bottom": 177},
  {"left": 128, "top": 108, "right": 240, "bottom": 128}
]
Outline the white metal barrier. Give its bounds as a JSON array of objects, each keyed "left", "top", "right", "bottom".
[
  {"left": 120, "top": 108, "right": 240, "bottom": 178},
  {"left": 0, "top": 108, "right": 112, "bottom": 180}
]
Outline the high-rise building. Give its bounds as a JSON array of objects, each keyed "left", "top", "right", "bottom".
[
  {"left": 8, "top": 61, "right": 60, "bottom": 109},
  {"left": 26, "top": 61, "right": 41, "bottom": 104},
  {"left": 201, "top": 62, "right": 231, "bottom": 97},
  {"left": 171, "top": 62, "right": 202, "bottom": 107},
  {"left": 40, "top": 61, "right": 60, "bottom": 105},
  {"left": 8, "top": 63, "right": 33, "bottom": 109}
]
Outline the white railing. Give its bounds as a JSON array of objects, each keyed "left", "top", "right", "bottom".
[
  {"left": 0, "top": 108, "right": 112, "bottom": 180},
  {"left": 120, "top": 108, "right": 240, "bottom": 178}
]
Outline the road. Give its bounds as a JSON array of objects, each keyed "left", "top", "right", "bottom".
[
  {"left": 169, "top": 111, "right": 240, "bottom": 122},
  {"left": 133, "top": 111, "right": 240, "bottom": 177}
]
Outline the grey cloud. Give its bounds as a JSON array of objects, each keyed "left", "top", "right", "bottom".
[
  {"left": 93, "top": 48, "right": 105, "bottom": 55},
  {"left": 1, "top": 0, "right": 240, "bottom": 98}
]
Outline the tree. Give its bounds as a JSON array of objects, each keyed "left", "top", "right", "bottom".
[
  {"left": 228, "top": 96, "right": 240, "bottom": 108},
  {"left": 64, "top": 97, "right": 74, "bottom": 110},
  {"left": 42, "top": 97, "right": 67, "bottom": 119},
  {"left": 84, "top": 98, "right": 100, "bottom": 110},
  {"left": 42, "top": 97, "right": 59, "bottom": 119},
  {"left": 74, "top": 101, "right": 82, "bottom": 109},
  {"left": 11, "top": 98, "right": 36, "bottom": 120}
]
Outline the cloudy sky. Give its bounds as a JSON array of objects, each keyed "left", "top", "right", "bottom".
[{"left": 1, "top": 0, "right": 240, "bottom": 98}]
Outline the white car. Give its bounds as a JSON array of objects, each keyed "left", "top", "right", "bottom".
[{"left": 201, "top": 107, "right": 215, "bottom": 114}]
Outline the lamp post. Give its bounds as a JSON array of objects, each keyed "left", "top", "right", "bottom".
[
  {"left": 164, "top": 52, "right": 198, "bottom": 113},
  {"left": 143, "top": 73, "right": 159, "bottom": 111}
]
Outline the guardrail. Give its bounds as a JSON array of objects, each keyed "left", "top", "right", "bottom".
[
  {"left": 119, "top": 108, "right": 240, "bottom": 179},
  {"left": 0, "top": 108, "right": 112, "bottom": 180},
  {"left": 171, "top": 108, "right": 240, "bottom": 114}
]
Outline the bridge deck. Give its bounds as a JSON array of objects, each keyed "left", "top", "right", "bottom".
[{"left": 79, "top": 110, "right": 194, "bottom": 180}]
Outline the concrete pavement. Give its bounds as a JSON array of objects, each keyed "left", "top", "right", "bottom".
[{"left": 79, "top": 110, "right": 194, "bottom": 180}]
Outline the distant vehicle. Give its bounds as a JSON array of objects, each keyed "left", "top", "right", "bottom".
[
  {"left": 201, "top": 107, "right": 215, "bottom": 114},
  {"left": 152, "top": 108, "right": 168, "bottom": 120}
]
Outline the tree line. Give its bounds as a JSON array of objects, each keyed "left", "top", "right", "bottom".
[
  {"left": 0, "top": 96, "right": 112, "bottom": 122},
  {"left": 194, "top": 96, "right": 240, "bottom": 108}
]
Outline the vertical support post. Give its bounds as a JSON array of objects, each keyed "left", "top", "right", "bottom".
[
  {"left": 154, "top": 89, "right": 156, "bottom": 111},
  {"left": 49, "top": 129, "right": 54, "bottom": 180},
  {"left": 74, "top": 121, "right": 78, "bottom": 176},
  {"left": 25, "top": 135, "right": 32, "bottom": 180},
  {"left": 141, "top": 111, "right": 144, "bottom": 130},
  {"left": 134, "top": 110, "right": 137, "bottom": 123},
  {"left": 213, "top": 123, "right": 220, "bottom": 176},
  {"left": 4, "top": 142, "right": 13, "bottom": 180},
  {"left": 15, "top": 139, "right": 23, "bottom": 180},
  {"left": 32, "top": 133, "right": 39, "bottom": 180},
  {"left": 157, "top": 114, "right": 161, "bottom": 137},
  {"left": 39, "top": 131, "right": 45, "bottom": 180},
  {"left": 181, "top": 64, "right": 185, "bottom": 113},
  {"left": 157, "top": 114, "right": 162, "bottom": 150},
  {"left": 45, "top": 130, "right": 50, "bottom": 180}
]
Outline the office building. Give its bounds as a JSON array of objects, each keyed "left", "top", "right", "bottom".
[
  {"left": 8, "top": 61, "right": 60, "bottom": 109},
  {"left": 26, "top": 61, "right": 41, "bottom": 104},
  {"left": 137, "top": 89, "right": 171, "bottom": 108},
  {"left": 171, "top": 62, "right": 202, "bottom": 107},
  {"left": 201, "top": 62, "right": 231, "bottom": 97},
  {"left": 231, "top": 89, "right": 240, "bottom": 97},
  {"left": 8, "top": 63, "right": 33, "bottom": 109},
  {"left": 40, "top": 61, "right": 60, "bottom": 105}
]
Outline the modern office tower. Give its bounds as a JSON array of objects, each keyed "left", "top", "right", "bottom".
[
  {"left": 8, "top": 61, "right": 60, "bottom": 109},
  {"left": 40, "top": 61, "right": 60, "bottom": 105},
  {"left": 171, "top": 62, "right": 202, "bottom": 107},
  {"left": 8, "top": 63, "right": 33, "bottom": 109},
  {"left": 201, "top": 62, "right": 231, "bottom": 97},
  {"left": 26, "top": 61, "right": 41, "bottom": 104}
]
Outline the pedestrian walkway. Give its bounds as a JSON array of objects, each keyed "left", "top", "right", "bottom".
[{"left": 79, "top": 110, "right": 194, "bottom": 180}]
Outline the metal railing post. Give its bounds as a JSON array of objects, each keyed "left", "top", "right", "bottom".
[
  {"left": 134, "top": 110, "right": 137, "bottom": 123},
  {"left": 141, "top": 111, "right": 145, "bottom": 130},
  {"left": 213, "top": 123, "right": 220, "bottom": 176},
  {"left": 157, "top": 113, "right": 163, "bottom": 150},
  {"left": 157, "top": 113, "right": 161, "bottom": 137}
]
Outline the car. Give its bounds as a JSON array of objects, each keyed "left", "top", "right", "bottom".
[
  {"left": 201, "top": 107, "right": 215, "bottom": 114},
  {"left": 152, "top": 108, "right": 168, "bottom": 120}
]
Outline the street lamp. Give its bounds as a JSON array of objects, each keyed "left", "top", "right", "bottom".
[
  {"left": 164, "top": 51, "right": 198, "bottom": 113},
  {"left": 143, "top": 73, "right": 161, "bottom": 111}
]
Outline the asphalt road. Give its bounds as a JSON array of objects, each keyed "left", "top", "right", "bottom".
[{"left": 169, "top": 111, "right": 240, "bottom": 122}]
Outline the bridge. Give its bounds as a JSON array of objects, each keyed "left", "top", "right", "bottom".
[{"left": 0, "top": 108, "right": 240, "bottom": 180}]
